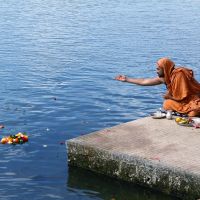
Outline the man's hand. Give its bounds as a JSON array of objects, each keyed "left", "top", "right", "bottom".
[{"left": 115, "top": 75, "right": 127, "bottom": 82}]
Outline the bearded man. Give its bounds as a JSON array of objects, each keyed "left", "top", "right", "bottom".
[{"left": 115, "top": 58, "right": 200, "bottom": 117}]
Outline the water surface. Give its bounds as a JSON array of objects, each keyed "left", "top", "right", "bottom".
[{"left": 0, "top": 0, "right": 200, "bottom": 199}]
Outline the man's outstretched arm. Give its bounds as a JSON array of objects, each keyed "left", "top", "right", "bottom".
[{"left": 115, "top": 75, "right": 164, "bottom": 86}]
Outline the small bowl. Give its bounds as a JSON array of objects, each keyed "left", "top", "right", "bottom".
[{"left": 151, "top": 113, "right": 166, "bottom": 119}]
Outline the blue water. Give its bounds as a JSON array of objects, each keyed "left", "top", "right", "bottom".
[{"left": 0, "top": 0, "right": 199, "bottom": 199}]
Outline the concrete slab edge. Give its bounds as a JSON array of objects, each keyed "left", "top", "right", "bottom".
[{"left": 66, "top": 140, "right": 200, "bottom": 199}]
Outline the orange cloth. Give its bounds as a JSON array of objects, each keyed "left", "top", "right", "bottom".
[{"left": 158, "top": 58, "right": 200, "bottom": 115}]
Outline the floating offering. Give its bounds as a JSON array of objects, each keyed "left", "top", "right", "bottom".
[
  {"left": 0, "top": 124, "right": 4, "bottom": 129},
  {"left": 1, "top": 132, "right": 28, "bottom": 145}
]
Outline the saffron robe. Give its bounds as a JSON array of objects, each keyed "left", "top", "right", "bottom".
[{"left": 163, "top": 67, "right": 200, "bottom": 114}]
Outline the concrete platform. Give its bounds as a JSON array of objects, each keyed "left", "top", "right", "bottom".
[{"left": 66, "top": 117, "right": 200, "bottom": 199}]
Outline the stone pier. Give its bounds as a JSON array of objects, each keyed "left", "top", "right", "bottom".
[{"left": 66, "top": 117, "right": 200, "bottom": 199}]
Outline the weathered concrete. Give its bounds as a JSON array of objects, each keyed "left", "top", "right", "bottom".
[{"left": 66, "top": 117, "right": 200, "bottom": 199}]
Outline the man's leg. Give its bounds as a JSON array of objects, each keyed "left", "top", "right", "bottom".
[
  {"left": 164, "top": 99, "right": 200, "bottom": 117},
  {"left": 163, "top": 99, "right": 182, "bottom": 112}
]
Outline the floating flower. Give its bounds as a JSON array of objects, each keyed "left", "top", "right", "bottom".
[{"left": 1, "top": 132, "right": 29, "bottom": 145}]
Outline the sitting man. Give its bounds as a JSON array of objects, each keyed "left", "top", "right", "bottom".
[{"left": 115, "top": 57, "right": 200, "bottom": 117}]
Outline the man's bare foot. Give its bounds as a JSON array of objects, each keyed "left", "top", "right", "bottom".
[{"left": 188, "top": 111, "right": 200, "bottom": 117}]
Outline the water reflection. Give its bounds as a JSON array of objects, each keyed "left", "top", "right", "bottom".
[{"left": 67, "top": 166, "right": 179, "bottom": 200}]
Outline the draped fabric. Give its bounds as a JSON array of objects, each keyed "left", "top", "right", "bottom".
[
  {"left": 157, "top": 57, "right": 175, "bottom": 93},
  {"left": 158, "top": 58, "right": 200, "bottom": 115}
]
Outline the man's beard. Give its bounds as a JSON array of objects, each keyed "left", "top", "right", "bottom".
[{"left": 157, "top": 73, "right": 164, "bottom": 78}]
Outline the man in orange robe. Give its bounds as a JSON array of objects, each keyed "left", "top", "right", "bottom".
[{"left": 115, "top": 58, "right": 200, "bottom": 117}]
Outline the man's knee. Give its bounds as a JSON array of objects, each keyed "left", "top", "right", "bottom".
[{"left": 163, "top": 99, "right": 173, "bottom": 110}]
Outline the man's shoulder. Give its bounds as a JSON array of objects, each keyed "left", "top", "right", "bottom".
[{"left": 155, "top": 77, "right": 165, "bottom": 84}]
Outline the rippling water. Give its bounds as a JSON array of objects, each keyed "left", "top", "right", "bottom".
[{"left": 0, "top": 0, "right": 200, "bottom": 199}]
